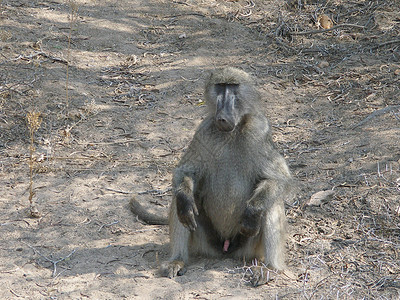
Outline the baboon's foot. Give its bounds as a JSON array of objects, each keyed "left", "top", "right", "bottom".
[
  {"left": 247, "top": 265, "right": 293, "bottom": 287},
  {"left": 247, "top": 265, "right": 277, "bottom": 287},
  {"left": 159, "top": 260, "right": 186, "bottom": 278}
]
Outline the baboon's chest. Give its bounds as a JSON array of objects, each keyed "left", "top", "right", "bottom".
[
  {"left": 208, "top": 151, "right": 254, "bottom": 195},
  {"left": 200, "top": 151, "right": 256, "bottom": 237}
]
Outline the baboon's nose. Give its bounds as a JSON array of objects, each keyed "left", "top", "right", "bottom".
[
  {"left": 216, "top": 117, "right": 234, "bottom": 132},
  {"left": 217, "top": 117, "right": 227, "bottom": 124}
]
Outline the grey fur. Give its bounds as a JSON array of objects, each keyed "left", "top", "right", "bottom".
[{"left": 160, "top": 67, "right": 292, "bottom": 282}]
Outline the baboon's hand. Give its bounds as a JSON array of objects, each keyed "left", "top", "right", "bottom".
[
  {"left": 240, "top": 205, "right": 262, "bottom": 237},
  {"left": 176, "top": 191, "right": 198, "bottom": 231}
]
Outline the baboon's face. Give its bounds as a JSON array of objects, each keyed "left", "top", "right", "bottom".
[{"left": 214, "top": 84, "right": 241, "bottom": 132}]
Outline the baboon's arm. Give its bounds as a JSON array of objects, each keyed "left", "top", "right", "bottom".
[
  {"left": 175, "top": 176, "right": 198, "bottom": 231},
  {"left": 249, "top": 152, "right": 291, "bottom": 210},
  {"left": 173, "top": 164, "right": 201, "bottom": 231},
  {"left": 239, "top": 179, "right": 281, "bottom": 237},
  {"left": 248, "top": 179, "right": 281, "bottom": 209}
]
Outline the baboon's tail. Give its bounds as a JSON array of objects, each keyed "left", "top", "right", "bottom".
[{"left": 129, "top": 197, "right": 168, "bottom": 225}]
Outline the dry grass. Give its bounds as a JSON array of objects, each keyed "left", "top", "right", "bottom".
[
  {"left": 65, "top": 0, "right": 79, "bottom": 109},
  {"left": 25, "top": 111, "right": 42, "bottom": 218}
]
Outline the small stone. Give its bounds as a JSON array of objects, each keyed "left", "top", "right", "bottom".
[
  {"left": 319, "top": 61, "right": 330, "bottom": 68},
  {"left": 307, "top": 190, "right": 335, "bottom": 206},
  {"left": 318, "top": 15, "right": 333, "bottom": 29},
  {"left": 29, "top": 204, "right": 41, "bottom": 218}
]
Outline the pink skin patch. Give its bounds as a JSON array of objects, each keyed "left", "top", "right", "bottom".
[{"left": 223, "top": 239, "right": 230, "bottom": 252}]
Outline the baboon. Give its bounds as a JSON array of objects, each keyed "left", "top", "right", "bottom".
[
  {"left": 161, "top": 67, "right": 292, "bottom": 285},
  {"left": 130, "top": 67, "right": 292, "bottom": 286}
]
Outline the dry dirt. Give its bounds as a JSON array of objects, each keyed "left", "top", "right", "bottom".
[{"left": 1, "top": 0, "right": 400, "bottom": 299}]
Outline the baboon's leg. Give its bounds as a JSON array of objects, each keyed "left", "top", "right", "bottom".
[
  {"left": 241, "top": 179, "right": 287, "bottom": 286},
  {"left": 248, "top": 201, "right": 286, "bottom": 287},
  {"left": 160, "top": 201, "right": 190, "bottom": 278},
  {"left": 263, "top": 201, "right": 286, "bottom": 270}
]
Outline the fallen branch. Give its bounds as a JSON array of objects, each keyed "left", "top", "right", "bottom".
[
  {"left": 371, "top": 39, "right": 400, "bottom": 50},
  {"left": 105, "top": 188, "right": 132, "bottom": 194},
  {"left": 291, "top": 23, "right": 365, "bottom": 36},
  {"left": 352, "top": 105, "right": 400, "bottom": 129},
  {"left": 12, "top": 51, "right": 68, "bottom": 64},
  {"left": 138, "top": 187, "right": 172, "bottom": 196}
]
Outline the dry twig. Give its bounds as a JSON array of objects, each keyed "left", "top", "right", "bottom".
[
  {"left": 98, "top": 220, "right": 119, "bottom": 231},
  {"left": 23, "top": 242, "right": 77, "bottom": 277}
]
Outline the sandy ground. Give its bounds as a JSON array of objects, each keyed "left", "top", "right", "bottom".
[{"left": 1, "top": 0, "right": 400, "bottom": 299}]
